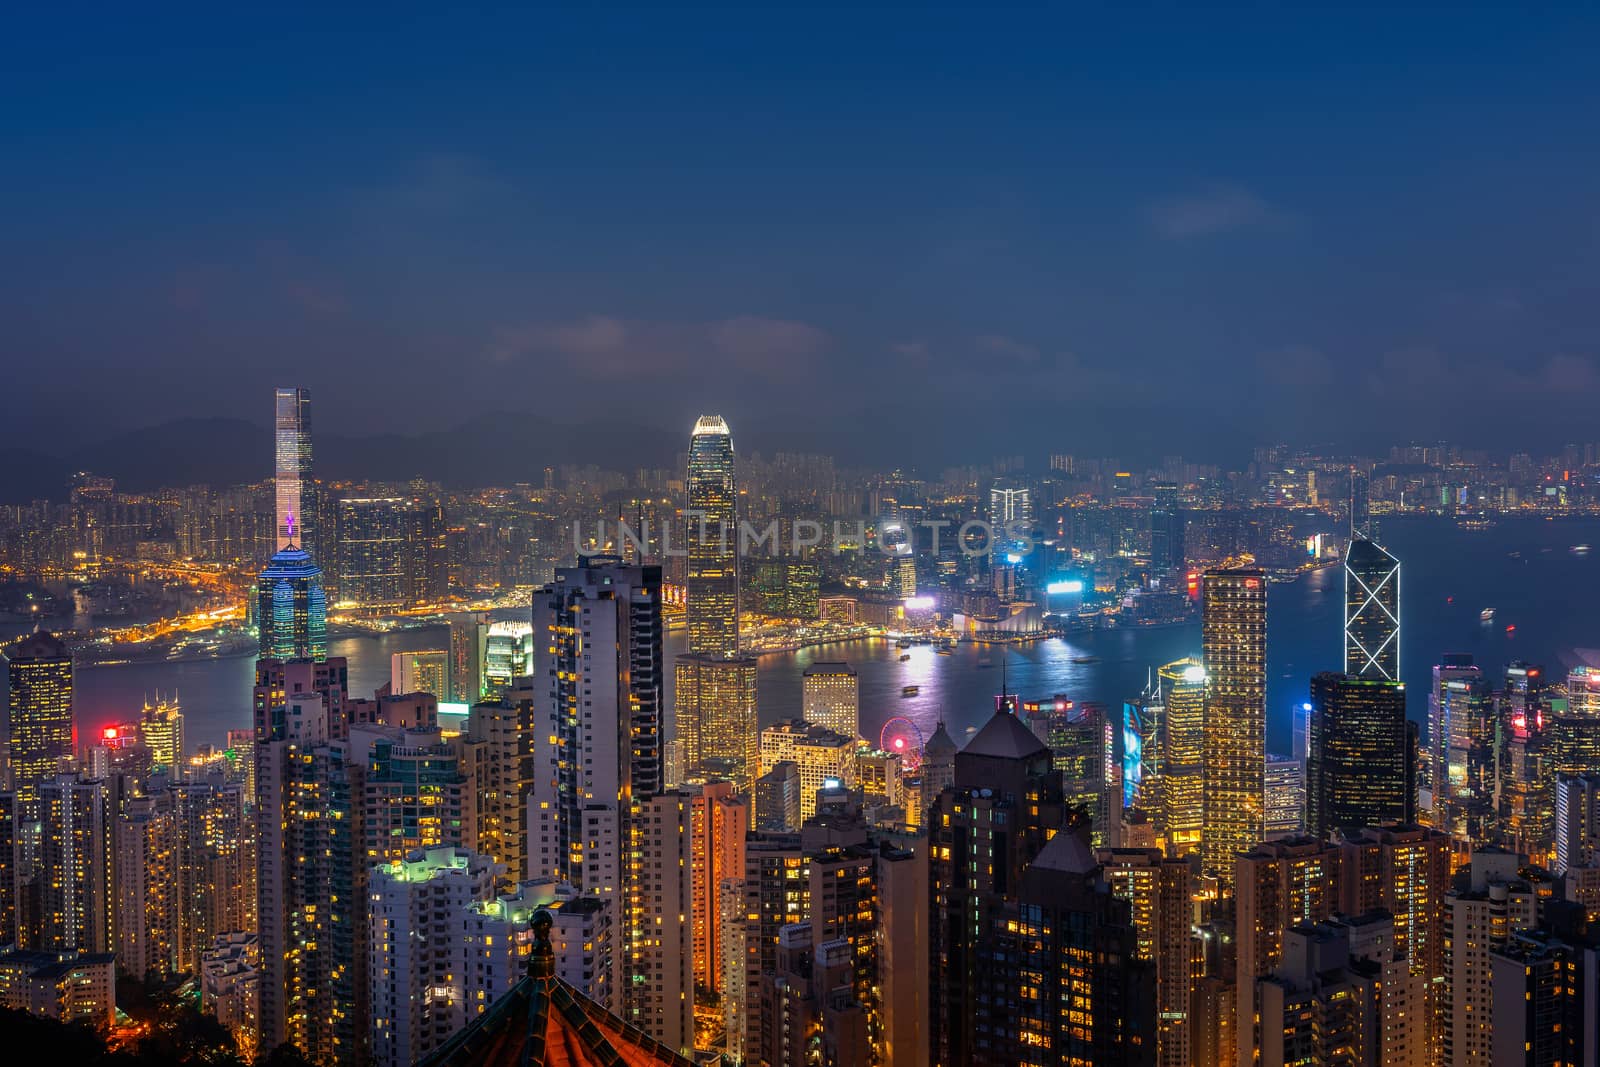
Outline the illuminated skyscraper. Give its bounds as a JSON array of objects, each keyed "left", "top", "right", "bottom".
[
  {"left": 391, "top": 649, "right": 448, "bottom": 699},
  {"left": 273, "top": 387, "right": 316, "bottom": 559},
  {"left": 1201, "top": 567, "right": 1266, "bottom": 888},
  {"left": 757, "top": 719, "right": 856, "bottom": 823},
  {"left": 988, "top": 479, "right": 1033, "bottom": 533},
  {"left": 689, "top": 782, "right": 746, "bottom": 998},
  {"left": 1348, "top": 466, "right": 1370, "bottom": 537},
  {"left": 480, "top": 621, "right": 532, "bottom": 700},
  {"left": 674, "top": 655, "right": 759, "bottom": 792},
  {"left": 1429, "top": 654, "right": 1488, "bottom": 806},
  {"left": 39, "top": 774, "right": 113, "bottom": 953},
  {"left": 685, "top": 415, "right": 738, "bottom": 657},
  {"left": 139, "top": 693, "right": 184, "bottom": 774},
  {"left": 334, "top": 497, "right": 413, "bottom": 610},
  {"left": 1344, "top": 536, "right": 1400, "bottom": 680},
  {"left": 1158, "top": 658, "right": 1205, "bottom": 856},
  {"left": 1098, "top": 848, "right": 1193, "bottom": 1067},
  {"left": 255, "top": 546, "right": 327, "bottom": 661},
  {"left": 800, "top": 661, "right": 859, "bottom": 741},
  {"left": 5, "top": 629, "right": 75, "bottom": 820},
  {"left": 1306, "top": 673, "right": 1411, "bottom": 839}
]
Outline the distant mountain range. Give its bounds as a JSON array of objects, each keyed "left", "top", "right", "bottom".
[{"left": 0, "top": 416, "right": 685, "bottom": 502}]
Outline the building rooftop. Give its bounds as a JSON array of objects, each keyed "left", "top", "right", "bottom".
[
  {"left": 961, "top": 708, "right": 1048, "bottom": 761},
  {"left": 692, "top": 414, "right": 730, "bottom": 436},
  {"left": 419, "top": 911, "right": 694, "bottom": 1067}
]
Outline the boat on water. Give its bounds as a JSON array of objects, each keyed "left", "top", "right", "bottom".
[
  {"left": 936, "top": 647, "right": 952, "bottom": 656},
  {"left": 1573, "top": 544, "right": 1591, "bottom": 556},
  {"left": 899, "top": 653, "right": 910, "bottom": 662},
  {"left": 1071, "top": 656, "right": 1100, "bottom": 664},
  {"left": 901, "top": 685, "right": 919, "bottom": 697},
  {"left": 895, "top": 638, "right": 912, "bottom": 649},
  {"left": 1480, "top": 608, "right": 1496, "bottom": 622}
]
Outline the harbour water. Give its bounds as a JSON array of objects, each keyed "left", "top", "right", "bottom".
[{"left": 68, "top": 516, "right": 1600, "bottom": 758}]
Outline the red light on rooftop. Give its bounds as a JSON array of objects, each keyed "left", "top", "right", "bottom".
[{"left": 103, "top": 726, "right": 118, "bottom": 740}]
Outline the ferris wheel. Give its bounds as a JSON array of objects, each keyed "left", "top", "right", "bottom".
[{"left": 878, "top": 716, "right": 926, "bottom": 769}]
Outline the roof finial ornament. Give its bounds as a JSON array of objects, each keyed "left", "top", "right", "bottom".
[{"left": 529, "top": 909, "right": 555, "bottom": 982}]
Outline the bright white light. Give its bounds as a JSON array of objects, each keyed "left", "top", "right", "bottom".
[
  {"left": 1046, "top": 580, "right": 1085, "bottom": 595},
  {"left": 1005, "top": 553, "right": 1023, "bottom": 564},
  {"left": 1182, "top": 665, "right": 1207, "bottom": 683},
  {"left": 903, "top": 595, "right": 936, "bottom": 610}
]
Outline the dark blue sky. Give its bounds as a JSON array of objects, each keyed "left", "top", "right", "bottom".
[{"left": 5, "top": 5, "right": 1599, "bottom": 461}]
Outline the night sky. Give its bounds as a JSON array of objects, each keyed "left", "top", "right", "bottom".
[{"left": 5, "top": 5, "right": 1599, "bottom": 461}]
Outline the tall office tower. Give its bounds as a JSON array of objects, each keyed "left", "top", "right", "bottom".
[
  {"left": 1336, "top": 825, "right": 1452, "bottom": 1057},
  {"left": 255, "top": 546, "right": 328, "bottom": 661},
  {"left": 1234, "top": 836, "right": 1344, "bottom": 1065},
  {"left": 1428, "top": 654, "right": 1491, "bottom": 821},
  {"left": 929, "top": 704, "right": 1156, "bottom": 1065},
  {"left": 448, "top": 614, "right": 485, "bottom": 703},
  {"left": 391, "top": 649, "right": 448, "bottom": 698},
  {"left": 1344, "top": 536, "right": 1400, "bottom": 680},
  {"left": 529, "top": 558, "right": 663, "bottom": 891},
  {"left": 802, "top": 662, "right": 860, "bottom": 740},
  {"left": 1201, "top": 567, "right": 1267, "bottom": 888},
  {"left": 689, "top": 782, "right": 746, "bottom": 998},
  {"left": 5, "top": 629, "right": 74, "bottom": 820},
  {"left": 274, "top": 387, "right": 316, "bottom": 558},
  {"left": 988, "top": 479, "right": 1033, "bottom": 534},
  {"left": 1263, "top": 756, "right": 1305, "bottom": 837},
  {"left": 334, "top": 497, "right": 411, "bottom": 609},
  {"left": 1555, "top": 773, "right": 1600, "bottom": 876},
  {"left": 685, "top": 415, "right": 738, "bottom": 657},
  {"left": 1442, "top": 850, "right": 1540, "bottom": 1067},
  {"left": 38, "top": 775, "right": 113, "bottom": 953},
  {"left": 1256, "top": 917, "right": 1423, "bottom": 1067},
  {"left": 1348, "top": 466, "right": 1370, "bottom": 537},
  {"left": 171, "top": 779, "right": 253, "bottom": 974},
  {"left": 625, "top": 792, "right": 694, "bottom": 1051},
  {"left": 1158, "top": 658, "right": 1205, "bottom": 855},
  {"left": 1099, "top": 848, "right": 1194, "bottom": 1067},
  {"left": 1149, "top": 482, "right": 1185, "bottom": 573},
  {"left": 368, "top": 847, "right": 501, "bottom": 1067},
  {"left": 461, "top": 685, "right": 535, "bottom": 892},
  {"left": 876, "top": 843, "right": 930, "bottom": 1067},
  {"left": 115, "top": 795, "right": 177, "bottom": 978},
  {"left": 753, "top": 761, "right": 800, "bottom": 831},
  {"left": 1046, "top": 702, "right": 1117, "bottom": 845},
  {"left": 480, "top": 620, "right": 532, "bottom": 700},
  {"left": 674, "top": 655, "right": 759, "bottom": 792},
  {"left": 1306, "top": 673, "right": 1410, "bottom": 839},
  {"left": 139, "top": 693, "right": 184, "bottom": 773},
  {"left": 757, "top": 719, "right": 856, "bottom": 823},
  {"left": 0, "top": 793, "right": 17, "bottom": 947}
]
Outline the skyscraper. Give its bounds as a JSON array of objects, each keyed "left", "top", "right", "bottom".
[
  {"left": 802, "top": 661, "right": 859, "bottom": 740},
  {"left": 1348, "top": 466, "right": 1370, "bottom": 537},
  {"left": 1344, "top": 536, "right": 1400, "bottom": 680},
  {"left": 1429, "top": 654, "right": 1488, "bottom": 807},
  {"left": 685, "top": 415, "right": 738, "bottom": 657},
  {"left": 5, "top": 629, "right": 75, "bottom": 819},
  {"left": 674, "top": 655, "right": 759, "bottom": 792},
  {"left": 255, "top": 546, "right": 328, "bottom": 661},
  {"left": 529, "top": 556, "right": 665, "bottom": 894},
  {"left": 274, "top": 387, "right": 316, "bottom": 559},
  {"left": 1158, "top": 658, "right": 1205, "bottom": 856},
  {"left": 1306, "top": 673, "right": 1411, "bottom": 839},
  {"left": 38, "top": 775, "right": 113, "bottom": 953},
  {"left": 334, "top": 497, "right": 413, "bottom": 610},
  {"left": 139, "top": 693, "right": 184, "bottom": 774},
  {"left": 1201, "top": 567, "right": 1267, "bottom": 887}
]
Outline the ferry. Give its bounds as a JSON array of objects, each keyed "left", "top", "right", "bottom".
[
  {"left": 1071, "top": 656, "right": 1100, "bottom": 665},
  {"left": 936, "top": 647, "right": 953, "bottom": 656},
  {"left": 895, "top": 638, "right": 912, "bottom": 649},
  {"left": 899, "top": 653, "right": 911, "bottom": 662},
  {"left": 901, "top": 685, "right": 920, "bottom": 697},
  {"left": 1573, "top": 544, "right": 1591, "bottom": 556},
  {"left": 1480, "top": 608, "right": 1496, "bottom": 622}
]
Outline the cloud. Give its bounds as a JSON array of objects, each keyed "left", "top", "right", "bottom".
[
  {"left": 1258, "top": 344, "right": 1333, "bottom": 387},
  {"left": 486, "top": 315, "right": 830, "bottom": 379},
  {"left": 711, "top": 316, "right": 829, "bottom": 364},
  {"left": 356, "top": 153, "right": 514, "bottom": 220},
  {"left": 1147, "top": 183, "right": 1286, "bottom": 239},
  {"left": 974, "top": 334, "right": 1041, "bottom": 366},
  {"left": 1535, "top": 353, "right": 1600, "bottom": 391}
]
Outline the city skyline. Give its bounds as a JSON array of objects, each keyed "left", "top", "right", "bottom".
[{"left": 6, "top": 8, "right": 1600, "bottom": 458}]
